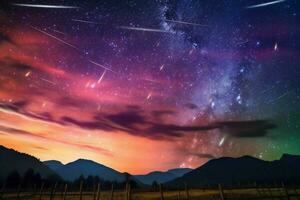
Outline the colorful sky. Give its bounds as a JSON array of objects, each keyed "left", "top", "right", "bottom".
[{"left": 0, "top": 0, "right": 299, "bottom": 174}]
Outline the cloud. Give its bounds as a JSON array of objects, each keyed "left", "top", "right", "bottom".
[
  {"left": 184, "top": 103, "right": 198, "bottom": 110},
  {"left": 105, "top": 110, "right": 146, "bottom": 128},
  {"left": 0, "top": 124, "right": 112, "bottom": 156},
  {"left": 216, "top": 120, "right": 276, "bottom": 137},
  {"left": 0, "top": 101, "right": 277, "bottom": 140},
  {"left": 151, "top": 110, "right": 176, "bottom": 118},
  {"left": 0, "top": 32, "right": 14, "bottom": 44}
]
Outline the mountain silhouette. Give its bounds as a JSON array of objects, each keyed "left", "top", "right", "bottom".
[
  {"left": 0, "top": 145, "right": 58, "bottom": 181},
  {"left": 51, "top": 159, "right": 126, "bottom": 182},
  {"left": 135, "top": 168, "right": 192, "bottom": 185},
  {"left": 167, "top": 155, "right": 300, "bottom": 187},
  {"left": 43, "top": 160, "right": 64, "bottom": 170}
]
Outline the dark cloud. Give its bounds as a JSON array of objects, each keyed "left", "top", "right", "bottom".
[
  {"left": 60, "top": 116, "right": 116, "bottom": 132},
  {"left": 0, "top": 32, "right": 14, "bottom": 44},
  {"left": 57, "top": 96, "right": 97, "bottom": 109},
  {"left": 151, "top": 110, "right": 176, "bottom": 118},
  {"left": 216, "top": 120, "right": 276, "bottom": 137},
  {"left": 105, "top": 110, "right": 146, "bottom": 128},
  {"left": 184, "top": 103, "right": 198, "bottom": 110},
  {"left": 0, "top": 101, "right": 57, "bottom": 123},
  {"left": 0, "top": 100, "right": 28, "bottom": 112},
  {"left": 0, "top": 101, "right": 277, "bottom": 139},
  {"left": 0, "top": 125, "right": 34, "bottom": 136}
]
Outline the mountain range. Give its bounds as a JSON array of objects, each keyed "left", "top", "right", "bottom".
[
  {"left": 167, "top": 154, "right": 300, "bottom": 187},
  {"left": 44, "top": 159, "right": 127, "bottom": 182},
  {"left": 135, "top": 168, "right": 192, "bottom": 185},
  {"left": 0, "top": 146, "right": 58, "bottom": 181},
  {"left": 1, "top": 145, "right": 300, "bottom": 187}
]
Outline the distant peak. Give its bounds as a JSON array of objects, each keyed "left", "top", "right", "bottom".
[
  {"left": 44, "top": 160, "right": 63, "bottom": 164},
  {"left": 280, "top": 153, "right": 300, "bottom": 160},
  {"left": 74, "top": 158, "right": 97, "bottom": 163}
]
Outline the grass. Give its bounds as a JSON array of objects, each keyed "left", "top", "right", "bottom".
[{"left": 1, "top": 187, "right": 300, "bottom": 199}]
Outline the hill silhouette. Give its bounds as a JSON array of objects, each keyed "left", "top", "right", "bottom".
[
  {"left": 0, "top": 145, "right": 59, "bottom": 182},
  {"left": 167, "top": 155, "right": 300, "bottom": 187},
  {"left": 43, "top": 160, "right": 64, "bottom": 170},
  {"left": 135, "top": 168, "right": 192, "bottom": 185},
  {"left": 50, "top": 159, "right": 126, "bottom": 182}
]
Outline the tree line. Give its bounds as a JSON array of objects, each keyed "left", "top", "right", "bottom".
[{"left": 1, "top": 169, "right": 139, "bottom": 191}]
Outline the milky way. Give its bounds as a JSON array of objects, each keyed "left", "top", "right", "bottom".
[{"left": 0, "top": 0, "right": 299, "bottom": 174}]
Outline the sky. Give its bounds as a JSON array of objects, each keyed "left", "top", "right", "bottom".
[{"left": 0, "top": 0, "right": 299, "bottom": 174}]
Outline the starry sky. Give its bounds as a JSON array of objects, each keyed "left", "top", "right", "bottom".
[{"left": 0, "top": 0, "right": 299, "bottom": 174}]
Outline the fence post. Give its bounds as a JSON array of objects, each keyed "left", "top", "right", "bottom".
[
  {"left": 33, "top": 184, "right": 37, "bottom": 196},
  {"left": 79, "top": 180, "right": 83, "bottom": 200},
  {"left": 50, "top": 182, "right": 57, "bottom": 200},
  {"left": 125, "top": 182, "right": 128, "bottom": 200},
  {"left": 177, "top": 191, "right": 181, "bottom": 200},
  {"left": 159, "top": 183, "right": 164, "bottom": 200},
  {"left": 218, "top": 184, "right": 225, "bottom": 200},
  {"left": 282, "top": 182, "right": 290, "bottom": 200},
  {"left": 128, "top": 182, "right": 131, "bottom": 200},
  {"left": 96, "top": 182, "right": 101, "bottom": 200},
  {"left": 63, "top": 183, "right": 68, "bottom": 200},
  {"left": 93, "top": 182, "right": 96, "bottom": 200},
  {"left": 184, "top": 182, "right": 189, "bottom": 200},
  {"left": 0, "top": 182, "right": 5, "bottom": 199},
  {"left": 16, "top": 183, "right": 21, "bottom": 200},
  {"left": 110, "top": 183, "right": 114, "bottom": 200},
  {"left": 39, "top": 182, "right": 44, "bottom": 200},
  {"left": 125, "top": 182, "right": 132, "bottom": 200},
  {"left": 267, "top": 184, "right": 274, "bottom": 200}
]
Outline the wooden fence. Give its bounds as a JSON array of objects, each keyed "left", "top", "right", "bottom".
[{"left": 1, "top": 181, "right": 300, "bottom": 200}]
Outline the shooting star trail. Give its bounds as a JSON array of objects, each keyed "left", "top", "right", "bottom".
[
  {"left": 236, "top": 40, "right": 249, "bottom": 46},
  {"left": 97, "top": 70, "right": 107, "bottom": 84},
  {"left": 218, "top": 136, "right": 226, "bottom": 147},
  {"left": 72, "top": 19, "right": 99, "bottom": 24},
  {"left": 267, "top": 90, "right": 293, "bottom": 104},
  {"left": 40, "top": 78, "right": 56, "bottom": 85},
  {"left": 50, "top": 28, "right": 66, "bottom": 35},
  {"left": 119, "top": 26, "right": 172, "bottom": 33},
  {"left": 11, "top": 3, "right": 79, "bottom": 9},
  {"left": 31, "top": 26, "right": 79, "bottom": 50},
  {"left": 165, "top": 19, "right": 208, "bottom": 27},
  {"left": 246, "top": 0, "right": 286, "bottom": 9},
  {"left": 89, "top": 60, "right": 116, "bottom": 73}
]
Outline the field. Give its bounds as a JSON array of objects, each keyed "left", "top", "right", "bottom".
[{"left": 1, "top": 186, "right": 300, "bottom": 200}]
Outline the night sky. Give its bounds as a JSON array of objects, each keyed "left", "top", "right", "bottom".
[{"left": 0, "top": 0, "right": 299, "bottom": 174}]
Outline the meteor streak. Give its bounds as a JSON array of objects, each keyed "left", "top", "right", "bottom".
[
  {"left": 165, "top": 19, "right": 208, "bottom": 27},
  {"left": 72, "top": 19, "right": 99, "bottom": 24},
  {"left": 40, "top": 78, "right": 56, "bottom": 85},
  {"left": 11, "top": 3, "right": 79, "bottom": 9},
  {"left": 119, "top": 26, "right": 171, "bottom": 33},
  {"left": 246, "top": 0, "right": 286, "bottom": 9},
  {"left": 31, "top": 26, "right": 78, "bottom": 50},
  {"left": 97, "top": 70, "right": 107, "bottom": 84},
  {"left": 88, "top": 60, "right": 116, "bottom": 73}
]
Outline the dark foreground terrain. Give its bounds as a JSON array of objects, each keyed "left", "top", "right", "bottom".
[{"left": 1, "top": 185, "right": 300, "bottom": 200}]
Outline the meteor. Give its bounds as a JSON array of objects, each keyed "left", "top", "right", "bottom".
[
  {"left": 72, "top": 19, "right": 99, "bottom": 25},
  {"left": 50, "top": 29, "right": 66, "bottom": 35},
  {"left": 40, "top": 78, "right": 56, "bottom": 85},
  {"left": 246, "top": 0, "right": 286, "bottom": 9},
  {"left": 31, "top": 26, "right": 78, "bottom": 50},
  {"left": 88, "top": 60, "right": 116, "bottom": 73},
  {"left": 165, "top": 19, "right": 208, "bottom": 27},
  {"left": 119, "top": 26, "right": 171, "bottom": 33},
  {"left": 97, "top": 70, "right": 107, "bottom": 84},
  {"left": 11, "top": 3, "right": 79, "bottom": 9}
]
